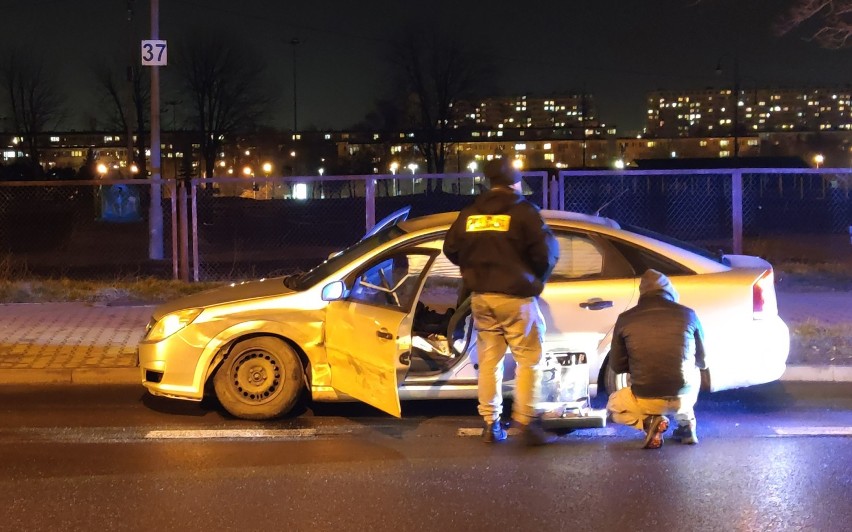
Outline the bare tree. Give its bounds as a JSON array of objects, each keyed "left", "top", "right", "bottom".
[
  {"left": 0, "top": 49, "right": 65, "bottom": 166},
  {"left": 774, "top": 0, "right": 852, "bottom": 48},
  {"left": 387, "top": 25, "right": 495, "bottom": 180},
  {"left": 92, "top": 60, "right": 149, "bottom": 176},
  {"left": 174, "top": 29, "right": 272, "bottom": 178}
]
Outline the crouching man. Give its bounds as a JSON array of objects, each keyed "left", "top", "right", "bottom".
[{"left": 606, "top": 269, "right": 707, "bottom": 449}]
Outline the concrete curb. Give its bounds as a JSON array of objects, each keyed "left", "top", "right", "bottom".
[
  {"left": 780, "top": 365, "right": 852, "bottom": 383},
  {"left": 0, "top": 367, "right": 139, "bottom": 385},
  {"left": 0, "top": 365, "right": 851, "bottom": 386}
]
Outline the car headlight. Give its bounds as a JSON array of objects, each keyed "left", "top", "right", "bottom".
[{"left": 146, "top": 308, "right": 203, "bottom": 342}]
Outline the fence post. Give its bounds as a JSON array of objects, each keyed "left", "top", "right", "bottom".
[
  {"left": 170, "top": 181, "right": 178, "bottom": 280},
  {"left": 365, "top": 177, "right": 376, "bottom": 233},
  {"left": 178, "top": 179, "right": 189, "bottom": 282},
  {"left": 191, "top": 181, "right": 199, "bottom": 282},
  {"left": 549, "top": 176, "right": 559, "bottom": 211},
  {"left": 732, "top": 169, "right": 743, "bottom": 254}
]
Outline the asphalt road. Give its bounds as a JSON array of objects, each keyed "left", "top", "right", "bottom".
[{"left": 1, "top": 383, "right": 850, "bottom": 531}]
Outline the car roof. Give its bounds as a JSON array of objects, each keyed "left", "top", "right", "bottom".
[
  {"left": 396, "top": 210, "right": 620, "bottom": 233},
  {"left": 395, "top": 209, "right": 726, "bottom": 274}
]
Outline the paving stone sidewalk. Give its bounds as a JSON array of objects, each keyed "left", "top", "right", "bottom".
[{"left": 0, "top": 291, "right": 849, "bottom": 384}]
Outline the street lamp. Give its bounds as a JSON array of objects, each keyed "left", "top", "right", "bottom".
[
  {"left": 814, "top": 154, "right": 824, "bottom": 168},
  {"left": 467, "top": 161, "right": 477, "bottom": 173},
  {"left": 290, "top": 38, "right": 301, "bottom": 132},
  {"left": 407, "top": 163, "right": 418, "bottom": 174},
  {"left": 97, "top": 163, "right": 109, "bottom": 177},
  {"left": 716, "top": 55, "right": 741, "bottom": 161}
]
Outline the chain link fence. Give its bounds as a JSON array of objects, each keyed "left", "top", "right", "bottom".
[
  {"left": 2, "top": 169, "right": 849, "bottom": 281},
  {"left": 557, "top": 168, "right": 852, "bottom": 255},
  {"left": 188, "top": 172, "right": 548, "bottom": 281},
  {"left": 0, "top": 179, "right": 174, "bottom": 279}
]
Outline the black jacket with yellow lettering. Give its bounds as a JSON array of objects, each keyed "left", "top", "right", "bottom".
[{"left": 443, "top": 187, "right": 558, "bottom": 298}]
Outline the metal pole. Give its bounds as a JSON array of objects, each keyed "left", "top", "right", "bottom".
[
  {"left": 148, "top": 0, "right": 164, "bottom": 259},
  {"left": 365, "top": 177, "right": 376, "bottom": 233},
  {"left": 290, "top": 38, "right": 300, "bottom": 132},
  {"left": 732, "top": 169, "right": 743, "bottom": 254},
  {"left": 191, "top": 180, "right": 200, "bottom": 282},
  {"left": 178, "top": 180, "right": 189, "bottom": 281},
  {"left": 733, "top": 56, "right": 740, "bottom": 162}
]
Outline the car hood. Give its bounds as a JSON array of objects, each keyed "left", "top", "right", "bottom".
[{"left": 153, "top": 277, "right": 295, "bottom": 318}]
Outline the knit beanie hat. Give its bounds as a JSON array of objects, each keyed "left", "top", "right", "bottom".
[
  {"left": 484, "top": 158, "right": 521, "bottom": 187},
  {"left": 639, "top": 269, "right": 679, "bottom": 301}
]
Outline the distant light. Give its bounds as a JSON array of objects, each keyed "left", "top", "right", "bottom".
[
  {"left": 243, "top": 166, "right": 252, "bottom": 176},
  {"left": 290, "top": 151, "right": 296, "bottom": 157},
  {"left": 244, "top": 150, "right": 251, "bottom": 156},
  {"left": 96, "top": 163, "right": 108, "bottom": 175},
  {"left": 512, "top": 159, "right": 524, "bottom": 170},
  {"left": 614, "top": 159, "right": 625, "bottom": 169},
  {"left": 130, "top": 163, "right": 139, "bottom": 174},
  {"left": 262, "top": 162, "right": 272, "bottom": 173},
  {"left": 227, "top": 168, "right": 234, "bottom": 175},
  {"left": 390, "top": 161, "right": 399, "bottom": 174},
  {"left": 293, "top": 183, "right": 307, "bottom": 200},
  {"left": 407, "top": 163, "right": 418, "bottom": 174},
  {"left": 318, "top": 167, "right": 324, "bottom": 176},
  {"left": 218, "top": 160, "right": 226, "bottom": 167},
  {"left": 670, "top": 151, "right": 677, "bottom": 158},
  {"left": 467, "top": 161, "right": 478, "bottom": 172}
]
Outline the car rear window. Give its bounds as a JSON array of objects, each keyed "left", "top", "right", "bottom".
[{"left": 621, "top": 224, "right": 724, "bottom": 263}]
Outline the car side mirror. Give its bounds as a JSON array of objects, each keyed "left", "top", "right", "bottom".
[{"left": 321, "top": 281, "right": 346, "bottom": 301}]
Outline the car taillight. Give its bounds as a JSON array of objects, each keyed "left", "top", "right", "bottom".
[{"left": 753, "top": 269, "right": 777, "bottom": 319}]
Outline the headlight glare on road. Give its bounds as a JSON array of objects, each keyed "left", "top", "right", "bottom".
[{"left": 147, "top": 308, "right": 203, "bottom": 341}]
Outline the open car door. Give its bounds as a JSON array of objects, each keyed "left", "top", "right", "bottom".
[{"left": 325, "top": 249, "right": 438, "bottom": 417}]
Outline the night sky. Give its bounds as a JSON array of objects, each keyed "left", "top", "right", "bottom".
[{"left": 2, "top": 0, "right": 851, "bottom": 133}]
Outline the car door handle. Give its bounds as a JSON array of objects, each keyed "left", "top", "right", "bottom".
[
  {"left": 579, "top": 299, "right": 613, "bottom": 310},
  {"left": 376, "top": 328, "right": 394, "bottom": 340}
]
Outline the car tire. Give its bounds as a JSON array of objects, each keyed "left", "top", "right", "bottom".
[
  {"left": 213, "top": 337, "right": 304, "bottom": 420},
  {"left": 603, "top": 359, "right": 631, "bottom": 394}
]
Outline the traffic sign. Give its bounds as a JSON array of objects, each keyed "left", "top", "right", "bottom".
[{"left": 141, "top": 40, "right": 168, "bottom": 66}]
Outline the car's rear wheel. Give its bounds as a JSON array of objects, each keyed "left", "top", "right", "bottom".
[
  {"left": 213, "top": 337, "right": 304, "bottom": 420},
  {"left": 603, "top": 359, "right": 631, "bottom": 394}
]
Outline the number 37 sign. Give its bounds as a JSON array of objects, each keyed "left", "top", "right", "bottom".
[{"left": 141, "top": 40, "right": 168, "bottom": 66}]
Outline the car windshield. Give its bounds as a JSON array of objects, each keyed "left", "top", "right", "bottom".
[
  {"left": 621, "top": 224, "right": 724, "bottom": 263},
  {"left": 286, "top": 225, "right": 407, "bottom": 290}
]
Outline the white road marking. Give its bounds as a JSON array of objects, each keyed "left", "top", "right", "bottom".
[
  {"left": 144, "top": 428, "right": 317, "bottom": 440},
  {"left": 772, "top": 427, "right": 852, "bottom": 437}
]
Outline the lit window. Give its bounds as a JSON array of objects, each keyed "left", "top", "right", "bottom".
[
  {"left": 544, "top": 153, "right": 554, "bottom": 161},
  {"left": 543, "top": 143, "right": 552, "bottom": 150},
  {"left": 514, "top": 143, "right": 526, "bottom": 150},
  {"left": 50, "top": 136, "right": 60, "bottom": 142}
]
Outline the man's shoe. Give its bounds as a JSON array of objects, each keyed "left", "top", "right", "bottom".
[
  {"left": 642, "top": 415, "right": 669, "bottom": 449},
  {"left": 672, "top": 424, "right": 698, "bottom": 445},
  {"left": 483, "top": 419, "right": 507, "bottom": 443},
  {"left": 519, "top": 418, "right": 557, "bottom": 446}
]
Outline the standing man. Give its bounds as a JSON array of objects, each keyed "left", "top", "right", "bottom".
[
  {"left": 606, "top": 269, "right": 707, "bottom": 449},
  {"left": 443, "top": 158, "right": 559, "bottom": 446}
]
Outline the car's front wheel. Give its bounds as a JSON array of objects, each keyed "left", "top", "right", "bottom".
[
  {"left": 603, "top": 359, "right": 631, "bottom": 394},
  {"left": 213, "top": 337, "right": 304, "bottom": 420}
]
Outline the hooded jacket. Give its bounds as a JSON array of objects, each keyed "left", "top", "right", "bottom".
[
  {"left": 443, "top": 187, "right": 558, "bottom": 298},
  {"left": 608, "top": 269, "right": 707, "bottom": 398}
]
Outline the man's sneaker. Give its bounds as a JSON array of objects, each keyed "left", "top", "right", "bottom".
[
  {"left": 483, "top": 418, "right": 507, "bottom": 443},
  {"left": 672, "top": 424, "right": 699, "bottom": 445},
  {"left": 642, "top": 415, "right": 669, "bottom": 449},
  {"left": 519, "top": 418, "right": 557, "bottom": 446}
]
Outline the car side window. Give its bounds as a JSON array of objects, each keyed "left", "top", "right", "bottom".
[
  {"left": 550, "top": 232, "right": 604, "bottom": 281},
  {"left": 605, "top": 238, "right": 693, "bottom": 276},
  {"left": 349, "top": 251, "right": 433, "bottom": 311}
]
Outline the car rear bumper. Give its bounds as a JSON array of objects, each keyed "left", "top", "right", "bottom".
[{"left": 706, "top": 316, "right": 790, "bottom": 392}]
